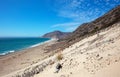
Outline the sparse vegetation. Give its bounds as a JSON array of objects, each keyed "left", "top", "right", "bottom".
[{"left": 56, "top": 52, "right": 63, "bottom": 61}]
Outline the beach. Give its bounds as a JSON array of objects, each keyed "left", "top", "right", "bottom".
[
  {"left": 0, "top": 39, "right": 58, "bottom": 77},
  {"left": 1, "top": 22, "right": 120, "bottom": 77}
]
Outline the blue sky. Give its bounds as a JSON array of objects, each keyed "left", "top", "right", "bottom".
[{"left": 0, "top": 0, "right": 120, "bottom": 37}]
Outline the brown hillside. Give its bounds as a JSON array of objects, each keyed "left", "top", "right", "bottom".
[{"left": 48, "top": 5, "right": 120, "bottom": 52}]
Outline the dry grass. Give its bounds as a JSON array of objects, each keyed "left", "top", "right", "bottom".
[{"left": 56, "top": 52, "right": 63, "bottom": 61}]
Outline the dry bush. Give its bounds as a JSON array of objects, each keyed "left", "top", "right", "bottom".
[{"left": 56, "top": 52, "right": 63, "bottom": 61}]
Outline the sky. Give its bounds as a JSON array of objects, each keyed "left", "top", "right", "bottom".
[{"left": 0, "top": 0, "right": 120, "bottom": 37}]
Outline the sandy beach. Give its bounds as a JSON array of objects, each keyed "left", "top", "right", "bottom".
[
  {"left": 1, "top": 23, "right": 120, "bottom": 77},
  {"left": 0, "top": 39, "right": 58, "bottom": 77}
]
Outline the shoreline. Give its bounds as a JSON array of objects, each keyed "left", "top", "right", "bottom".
[
  {"left": 0, "top": 38, "right": 58, "bottom": 76},
  {"left": 0, "top": 38, "right": 52, "bottom": 56},
  {"left": 2, "top": 22, "right": 120, "bottom": 77},
  {"left": 0, "top": 38, "right": 54, "bottom": 57}
]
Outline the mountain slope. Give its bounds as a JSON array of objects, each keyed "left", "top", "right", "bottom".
[
  {"left": 42, "top": 31, "right": 71, "bottom": 39},
  {"left": 35, "top": 21, "right": 120, "bottom": 77},
  {"left": 59, "top": 5, "right": 120, "bottom": 48},
  {"left": 66, "top": 6, "right": 120, "bottom": 42}
]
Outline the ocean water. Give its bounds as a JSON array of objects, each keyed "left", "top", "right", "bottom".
[{"left": 0, "top": 37, "right": 50, "bottom": 55}]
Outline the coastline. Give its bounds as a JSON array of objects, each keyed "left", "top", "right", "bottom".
[
  {"left": 0, "top": 38, "right": 51, "bottom": 56},
  {"left": 0, "top": 39, "right": 53, "bottom": 57},
  {"left": 2, "top": 22, "right": 120, "bottom": 77},
  {"left": 0, "top": 38, "right": 58, "bottom": 76}
]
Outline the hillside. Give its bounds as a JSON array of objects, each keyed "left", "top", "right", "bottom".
[
  {"left": 8, "top": 20, "right": 120, "bottom": 77},
  {"left": 65, "top": 5, "right": 120, "bottom": 43},
  {"left": 50, "top": 5, "right": 120, "bottom": 51},
  {"left": 42, "top": 31, "right": 71, "bottom": 39},
  {"left": 35, "top": 22, "right": 120, "bottom": 77},
  {"left": 41, "top": 5, "right": 120, "bottom": 55}
]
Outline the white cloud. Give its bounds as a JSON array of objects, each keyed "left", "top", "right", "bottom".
[
  {"left": 65, "top": 26, "right": 78, "bottom": 31},
  {"left": 53, "top": 0, "right": 120, "bottom": 22},
  {"left": 51, "top": 0, "right": 120, "bottom": 31},
  {"left": 52, "top": 22, "right": 80, "bottom": 27},
  {"left": 52, "top": 22, "right": 81, "bottom": 31}
]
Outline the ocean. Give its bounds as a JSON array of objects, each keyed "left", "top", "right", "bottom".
[{"left": 0, "top": 37, "right": 50, "bottom": 55}]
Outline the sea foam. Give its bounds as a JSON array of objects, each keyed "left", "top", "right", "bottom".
[{"left": 0, "top": 50, "right": 15, "bottom": 55}]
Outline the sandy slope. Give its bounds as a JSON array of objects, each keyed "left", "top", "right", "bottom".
[{"left": 34, "top": 22, "right": 120, "bottom": 77}]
